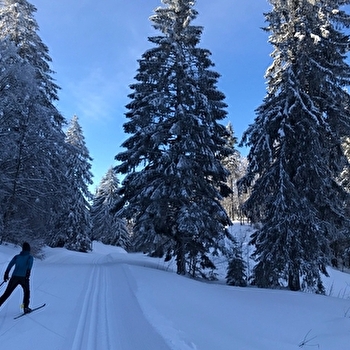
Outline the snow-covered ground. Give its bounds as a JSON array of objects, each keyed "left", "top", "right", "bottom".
[{"left": 1, "top": 233, "right": 350, "bottom": 349}]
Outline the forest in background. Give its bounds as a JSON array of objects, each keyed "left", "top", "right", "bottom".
[{"left": 1, "top": 0, "right": 350, "bottom": 293}]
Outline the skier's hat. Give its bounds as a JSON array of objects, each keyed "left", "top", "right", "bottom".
[{"left": 22, "top": 242, "right": 31, "bottom": 252}]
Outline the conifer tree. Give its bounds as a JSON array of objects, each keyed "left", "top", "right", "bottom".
[
  {"left": 226, "top": 247, "right": 247, "bottom": 287},
  {"left": 220, "top": 123, "right": 245, "bottom": 222},
  {"left": 340, "top": 138, "right": 350, "bottom": 192},
  {"left": 0, "top": 0, "right": 68, "bottom": 244},
  {"left": 91, "top": 168, "right": 130, "bottom": 250},
  {"left": 0, "top": 40, "right": 38, "bottom": 242},
  {"left": 0, "top": 0, "right": 61, "bottom": 104},
  {"left": 239, "top": 0, "right": 350, "bottom": 292},
  {"left": 115, "top": 0, "right": 232, "bottom": 276},
  {"left": 333, "top": 137, "right": 350, "bottom": 265},
  {"left": 48, "top": 116, "right": 93, "bottom": 252}
]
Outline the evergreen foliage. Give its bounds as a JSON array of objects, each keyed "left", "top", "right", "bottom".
[
  {"left": 334, "top": 137, "right": 350, "bottom": 267},
  {"left": 91, "top": 168, "right": 130, "bottom": 250},
  {"left": 340, "top": 137, "right": 350, "bottom": 193},
  {"left": 0, "top": 0, "right": 68, "bottom": 245},
  {"left": 220, "top": 123, "right": 247, "bottom": 222},
  {"left": 226, "top": 248, "right": 247, "bottom": 287},
  {"left": 115, "top": 0, "right": 233, "bottom": 276},
  {"left": 48, "top": 116, "right": 93, "bottom": 252},
  {"left": 0, "top": 0, "right": 61, "bottom": 103},
  {"left": 239, "top": 0, "right": 350, "bottom": 292}
]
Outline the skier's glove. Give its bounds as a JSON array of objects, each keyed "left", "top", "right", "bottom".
[{"left": 25, "top": 269, "right": 31, "bottom": 280}]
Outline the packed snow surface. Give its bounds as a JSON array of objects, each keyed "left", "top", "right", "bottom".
[{"left": 0, "top": 239, "right": 350, "bottom": 349}]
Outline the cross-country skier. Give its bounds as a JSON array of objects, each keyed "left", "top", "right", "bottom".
[{"left": 0, "top": 242, "right": 34, "bottom": 313}]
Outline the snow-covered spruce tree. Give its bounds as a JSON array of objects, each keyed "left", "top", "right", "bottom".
[
  {"left": 0, "top": 0, "right": 61, "bottom": 102},
  {"left": 49, "top": 115, "right": 93, "bottom": 252},
  {"left": 226, "top": 246, "right": 247, "bottom": 287},
  {"left": 0, "top": 40, "right": 37, "bottom": 242},
  {"left": 334, "top": 137, "right": 350, "bottom": 266},
  {"left": 0, "top": 0, "right": 68, "bottom": 244},
  {"left": 220, "top": 123, "right": 245, "bottom": 222},
  {"left": 239, "top": 0, "right": 350, "bottom": 292},
  {"left": 340, "top": 138, "right": 350, "bottom": 191},
  {"left": 91, "top": 167, "right": 130, "bottom": 250},
  {"left": 115, "top": 0, "right": 233, "bottom": 276}
]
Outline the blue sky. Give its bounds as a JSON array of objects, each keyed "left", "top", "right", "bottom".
[{"left": 30, "top": 0, "right": 271, "bottom": 190}]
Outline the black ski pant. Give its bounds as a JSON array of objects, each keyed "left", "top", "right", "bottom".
[{"left": 0, "top": 276, "right": 30, "bottom": 309}]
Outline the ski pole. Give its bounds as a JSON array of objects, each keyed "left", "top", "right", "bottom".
[{"left": 0, "top": 280, "right": 6, "bottom": 288}]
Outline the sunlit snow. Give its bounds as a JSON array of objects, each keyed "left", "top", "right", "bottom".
[{"left": 0, "top": 225, "right": 350, "bottom": 349}]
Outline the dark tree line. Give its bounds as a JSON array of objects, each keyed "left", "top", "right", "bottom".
[
  {"left": 0, "top": 1, "right": 93, "bottom": 251},
  {"left": 0, "top": 1, "right": 132, "bottom": 252}
]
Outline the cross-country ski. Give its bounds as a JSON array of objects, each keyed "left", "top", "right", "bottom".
[{"left": 14, "top": 304, "right": 46, "bottom": 320}]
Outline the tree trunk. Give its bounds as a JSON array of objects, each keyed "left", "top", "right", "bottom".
[
  {"left": 175, "top": 240, "right": 186, "bottom": 275},
  {"left": 288, "top": 268, "right": 301, "bottom": 291}
]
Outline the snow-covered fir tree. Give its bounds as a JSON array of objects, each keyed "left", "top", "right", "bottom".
[
  {"left": 115, "top": 0, "right": 233, "bottom": 276},
  {"left": 91, "top": 167, "right": 130, "bottom": 250},
  {"left": 0, "top": 40, "right": 37, "bottom": 242},
  {"left": 0, "top": 1, "right": 68, "bottom": 245},
  {"left": 226, "top": 246, "right": 247, "bottom": 287},
  {"left": 220, "top": 123, "right": 247, "bottom": 222},
  {"left": 334, "top": 137, "right": 350, "bottom": 267},
  {"left": 340, "top": 138, "right": 350, "bottom": 192},
  {"left": 48, "top": 115, "right": 93, "bottom": 252},
  {"left": 0, "top": 0, "right": 61, "bottom": 103},
  {"left": 239, "top": 0, "right": 350, "bottom": 292}
]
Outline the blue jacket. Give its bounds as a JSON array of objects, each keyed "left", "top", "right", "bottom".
[{"left": 6, "top": 250, "right": 34, "bottom": 278}]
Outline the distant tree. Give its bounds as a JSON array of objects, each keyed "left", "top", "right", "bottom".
[
  {"left": 333, "top": 137, "right": 350, "bottom": 267},
  {"left": 226, "top": 247, "right": 247, "bottom": 287},
  {"left": 48, "top": 116, "right": 93, "bottom": 252},
  {"left": 220, "top": 123, "right": 247, "bottom": 222},
  {"left": 115, "top": 0, "right": 233, "bottom": 276},
  {"left": 239, "top": 0, "right": 350, "bottom": 293},
  {"left": 91, "top": 167, "right": 130, "bottom": 250},
  {"left": 0, "top": 0, "right": 68, "bottom": 244},
  {"left": 340, "top": 137, "right": 350, "bottom": 192}
]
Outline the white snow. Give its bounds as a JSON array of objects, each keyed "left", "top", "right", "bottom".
[
  {"left": 0, "top": 237, "right": 350, "bottom": 350},
  {"left": 310, "top": 33, "right": 321, "bottom": 45}
]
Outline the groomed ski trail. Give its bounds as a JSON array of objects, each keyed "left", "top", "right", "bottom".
[
  {"left": 0, "top": 248, "right": 172, "bottom": 350},
  {"left": 62, "top": 257, "right": 171, "bottom": 350}
]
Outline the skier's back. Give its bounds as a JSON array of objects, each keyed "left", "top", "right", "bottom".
[{"left": 0, "top": 242, "right": 34, "bottom": 313}]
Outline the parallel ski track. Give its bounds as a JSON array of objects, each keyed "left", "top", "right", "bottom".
[
  {"left": 69, "top": 257, "right": 117, "bottom": 350},
  {"left": 66, "top": 256, "right": 170, "bottom": 350}
]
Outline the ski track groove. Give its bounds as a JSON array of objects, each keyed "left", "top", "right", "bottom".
[
  {"left": 63, "top": 256, "right": 170, "bottom": 350},
  {"left": 70, "top": 258, "right": 113, "bottom": 350}
]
